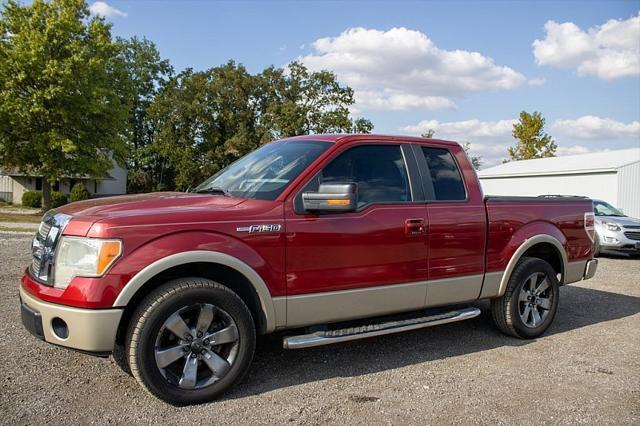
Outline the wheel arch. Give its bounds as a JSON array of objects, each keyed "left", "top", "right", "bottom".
[
  {"left": 113, "top": 251, "right": 279, "bottom": 340},
  {"left": 497, "top": 235, "right": 568, "bottom": 297}
]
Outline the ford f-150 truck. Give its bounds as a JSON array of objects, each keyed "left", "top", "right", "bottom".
[{"left": 20, "top": 134, "right": 598, "bottom": 405}]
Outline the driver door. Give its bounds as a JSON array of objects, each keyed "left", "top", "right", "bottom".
[{"left": 283, "top": 143, "right": 429, "bottom": 327}]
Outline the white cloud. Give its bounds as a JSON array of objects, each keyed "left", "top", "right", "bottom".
[
  {"left": 89, "top": 1, "right": 127, "bottom": 18},
  {"left": 400, "top": 118, "right": 516, "bottom": 139},
  {"left": 528, "top": 77, "right": 546, "bottom": 86},
  {"left": 400, "top": 118, "right": 517, "bottom": 166},
  {"left": 555, "top": 145, "right": 595, "bottom": 156},
  {"left": 552, "top": 116, "right": 640, "bottom": 140},
  {"left": 532, "top": 14, "right": 640, "bottom": 79},
  {"left": 298, "top": 27, "right": 528, "bottom": 111}
]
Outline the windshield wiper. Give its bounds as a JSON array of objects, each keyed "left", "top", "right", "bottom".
[{"left": 195, "top": 187, "right": 231, "bottom": 197}]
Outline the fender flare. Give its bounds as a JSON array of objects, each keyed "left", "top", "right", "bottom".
[
  {"left": 497, "top": 234, "right": 568, "bottom": 296},
  {"left": 112, "top": 250, "right": 278, "bottom": 333}
]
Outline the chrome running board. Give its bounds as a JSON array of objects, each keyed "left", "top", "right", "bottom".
[{"left": 282, "top": 307, "right": 481, "bottom": 349}]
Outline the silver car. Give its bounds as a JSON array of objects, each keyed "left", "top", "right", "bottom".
[{"left": 593, "top": 199, "right": 640, "bottom": 256}]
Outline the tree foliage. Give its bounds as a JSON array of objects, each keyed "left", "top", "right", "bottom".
[
  {"left": 147, "top": 61, "right": 371, "bottom": 191},
  {"left": 0, "top": 0, "right": 130, "bottom": 209},
  {"left": 462, "top": 143, "right": 483, "bottom": 170},
  {"left": 508, "top": 111, "right": 557, "bottom": 161}
]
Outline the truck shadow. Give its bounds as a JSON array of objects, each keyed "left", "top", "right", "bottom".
[{"left": 226, "top": 285, "right": 640, "bottom": 400}]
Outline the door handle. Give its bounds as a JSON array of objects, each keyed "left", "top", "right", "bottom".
[{"left": 405, "top": 218, "right": 426, "bottom": 236}]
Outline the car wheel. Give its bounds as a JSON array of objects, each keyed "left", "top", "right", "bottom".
[
  {"left": 490, "top": 256, "right": 559, "bottom": 339},
  {"left": 126, "top": 277, "right": 256, "bottom": 405}
]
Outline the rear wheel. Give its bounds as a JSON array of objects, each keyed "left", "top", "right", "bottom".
[
  {"left": 126, "top": 278, "right": 255, "bottom": 405},
  {"left": 490, "top": 257, "right": 559, "bottom": 338}
]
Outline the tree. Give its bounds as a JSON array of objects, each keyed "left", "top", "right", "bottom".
[
  {"left": 462, "top": 142, "right": 483, "bottom": 170},
  {"left": 116, "top": 36, "right": 173, "bottom": 193},
  {"left": 0, "top": 0, "right": 130, "bottom": 209},
  {"left": 148, "top": 61, "right": 371, "bottom": 191},
  {"left": 259, "top": 61, "right": 369, "bottom": 138},
  {"left": 421, "top": 129, "right": 435, "bottom": 138},
  {"left": 508, "top": 111, "right": 557, "bottom": 161}
]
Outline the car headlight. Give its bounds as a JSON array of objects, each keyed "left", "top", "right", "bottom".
[
  {"left": 605, "top": 223, "right": 621, "bottom": 231},
  {"left": 54, "top": 237, "right": 122, "bottom": 289}
]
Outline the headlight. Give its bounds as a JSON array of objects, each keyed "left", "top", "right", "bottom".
[
  {"left": 606, "top": 223, "right": 621, "bottom": 231},
  {"left": 54, "top": 237, "right": 122, "bottom": 289}
]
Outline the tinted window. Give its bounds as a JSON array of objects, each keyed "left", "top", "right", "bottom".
[
  {"left": 195, "top": 140, "right": 331, "bottom": 201},
  {"left": 422, "top": 147, "right": 466, "bottom": 201},
  {"left": 319, "top": 145, "right": 411, "bottom": 207}
]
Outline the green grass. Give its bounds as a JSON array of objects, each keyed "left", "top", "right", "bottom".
[{"left": 0, "top": 212, "right": 42, "bottom": 223}]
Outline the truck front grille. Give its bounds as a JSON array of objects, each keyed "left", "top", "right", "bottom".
[
  {"left": 623, "top": 231, "right": 640, "bottom": 241},
  {"left": 29, "top": 211, "right": 71, "bottom": 285}
]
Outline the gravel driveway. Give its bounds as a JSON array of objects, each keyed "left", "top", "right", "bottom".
[{"left": 1, "top": 233, "right": 638, "bottom": 424}]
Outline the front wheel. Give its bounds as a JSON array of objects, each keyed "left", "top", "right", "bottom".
[
  {"left": 126, "top": 278, "right": 256, "bottom": 405},
  {"left": 490, "top": 257, "right": 559, "bottom": 339}
]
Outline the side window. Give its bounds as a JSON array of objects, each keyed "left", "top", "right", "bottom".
[
  {"left": 314, "top": 145, "right": 411, "bottom": 208},
  {"left": 421, "top": 147, "right": 466, "bottom": 201}
]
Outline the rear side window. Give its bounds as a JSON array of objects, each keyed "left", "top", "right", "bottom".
[
  {"left": 308, "top": 145, "right": 411, "bottom": 208},
  {"left": 421, "top": 147, "right": 466, "bottom": 201}
]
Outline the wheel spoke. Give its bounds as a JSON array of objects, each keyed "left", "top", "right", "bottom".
[
  {"left": 519, "top": 290, "right": 529, "bottom": 303},
  {"left": 179, "top": 356, "right": 199, "bottom": 389},
  {"left": 164, "top": 312, "right": 192, "bottom": 339},
  {"left": 521, "top": 305, "right": 531, "bottom": 324},
  {"left": 532, "top": 307, "right": 542, "bottom": 326},
  {"left": 205, "top": 324, "right": 239, "bottom": 345},
  {"left": 155, "top": 344, "right": 186, "bottom": 368},
  {"left": 196, "top": 304, "right": 215, "bottom": 333},
  {"left": 528, "top": 275, "right": 537, "bottom": 292},
  {"left": 202, "top": 349, "right": 231, "bottom": 379},
  {"left": 535, "top": 279, "right": 549, "bottom": 295},
  {"left": 537, "top": 297, "right": 551, "bottom": 310}
]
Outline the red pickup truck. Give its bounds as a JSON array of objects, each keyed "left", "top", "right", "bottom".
[{"left": 20, "top": 134, "right": 597, "bottom": 404}]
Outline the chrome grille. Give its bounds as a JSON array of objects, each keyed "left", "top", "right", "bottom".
[
  {"left": 623, "top": 225, "right": 640, "bottom": 229},
  {"left": 623, "top": 231, "right": 640, "bottom": 241},
  {"left": 29, "top": 210, "right": 71, "bottom": 285}
]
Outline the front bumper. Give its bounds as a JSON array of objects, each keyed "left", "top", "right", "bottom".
[
  {"left": 598, "top": 230, "right": 640, "bottom": 253},
  {"left": 19, "top": 286, "right": 123, "bottom": 353}
]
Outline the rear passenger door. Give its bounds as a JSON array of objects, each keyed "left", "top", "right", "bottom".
[{"left": 413, "top": 144, "right": 486, "bottom": 306}]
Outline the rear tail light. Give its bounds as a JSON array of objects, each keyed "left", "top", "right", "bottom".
[{"left": 584, "top": 212, "right": 595, "bottom": 242}]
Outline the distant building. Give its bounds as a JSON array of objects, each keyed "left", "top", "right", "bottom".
[
  {"left": 478, "top": 148, "right": 640, "bottom": 218},
  {"left": 0, "top": 163, "right": 126, "bottom": 204}
]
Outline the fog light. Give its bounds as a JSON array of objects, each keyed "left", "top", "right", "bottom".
[
  {"left": 51, "top": 317, "right": 69, "bottom": 339},
  {"left": 603, "top": 236, "right": 619, "bottom": 244}
]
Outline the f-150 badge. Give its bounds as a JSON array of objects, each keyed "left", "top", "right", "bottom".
[{"left": 236, "top": 224, "right": 282, "bottom": 233}]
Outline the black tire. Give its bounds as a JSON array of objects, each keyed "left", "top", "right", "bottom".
[
  {"left": 490, "top": 257, "right": 559, "bottom": 339},
  {"left": 126, "top": 277, "right": 256, "bottom": 405}
]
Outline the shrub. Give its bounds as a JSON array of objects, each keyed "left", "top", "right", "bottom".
[
  {"left": 22, "top": 190, "right": 42, "bottom": 208},
  {"left": 51, "top": 191, "right": 68, "bottom": 208},
  {"left": 70, "top": 182, "right": 91, "bottom": 202}
]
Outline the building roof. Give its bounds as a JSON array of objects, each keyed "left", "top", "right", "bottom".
[
  {"left": 0, "top": 168, "right": 115, "bottom": 180},
  {"left": 478, "top": 148, "right": 640, "bottom": 178}
]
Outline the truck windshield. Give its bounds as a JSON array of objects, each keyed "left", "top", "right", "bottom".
[
  {"left": 194, "top": 140, "right": 332, "bottom": 200},
  {"left": 593, "top": 200, "right": 625, "bottom": 217}
]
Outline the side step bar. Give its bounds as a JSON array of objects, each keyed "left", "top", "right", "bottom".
[{"left": 283, "top": 307, "right": 481, "bottom": 349}]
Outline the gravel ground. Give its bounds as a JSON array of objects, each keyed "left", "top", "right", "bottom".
[{"left": 1, "top": 233, "right": 638, "bottom": 425}]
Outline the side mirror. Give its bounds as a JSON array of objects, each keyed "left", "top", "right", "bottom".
[{"left": 302, "top": 183, "right": 357, "bottom": 213}]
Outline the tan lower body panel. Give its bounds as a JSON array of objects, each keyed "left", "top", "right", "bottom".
[
  {"left": 20, "top": 287, "right": 123, "bottom": 353},
  {"left": 565, "top": 260, "right": 588, "bottom": 284},
  {"left": 285, "top": 274, "right": 485, "bottom": 328},
  {"left": 425, "top": 275, "right": 484, "bottom": 307},
  {"left": 286, "top": 281, "right": 429, "bottom": 328}
]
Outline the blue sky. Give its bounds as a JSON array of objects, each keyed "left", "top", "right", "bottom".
[{"left": 91, "top": 0, "right": 640, "bottom": 166}]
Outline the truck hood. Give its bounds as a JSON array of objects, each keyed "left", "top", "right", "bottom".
[{"left": 57, "top": 192, "right": 246, "bottom": 235}]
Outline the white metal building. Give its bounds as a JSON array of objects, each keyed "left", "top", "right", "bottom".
[{"left": 478, "top": 148, "right": 640, "bottom": 218}]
